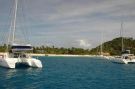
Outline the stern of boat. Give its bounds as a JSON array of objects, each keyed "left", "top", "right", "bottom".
[{"left": 30, "top": 58, "right": 42, "bottom": 68}]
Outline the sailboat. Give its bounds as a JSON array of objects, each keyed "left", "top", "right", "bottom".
[
  {"left": 97, "top": 32, "right": 109, "bottom": 59},
  {"left": 110, "top": 22, "right": 135, "bottom": 64},
  {"left": 96, "top": 32, "right": 104, "bottom": 58},
  {"left": 0, "top": 0, "right": 42, "bottom": 68}
]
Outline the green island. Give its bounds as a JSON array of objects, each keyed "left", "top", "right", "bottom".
[{"left": 0, "top": 37, "right": 135, "bottom": 55}]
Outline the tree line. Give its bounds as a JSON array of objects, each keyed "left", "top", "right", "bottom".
[
  {"left": 0, "top": 37, "right": 135, "bottom": 55},
  {"left": 0, "top": 45, "right": 91, "bottom": 55},
  {"left": 90, "top": 37, "right": 135, "bottom": 55}
]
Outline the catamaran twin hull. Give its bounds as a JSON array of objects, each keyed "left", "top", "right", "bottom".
[
  {"left": 110, "top": 57, "right": 135, "bottom": 64},
  {"left": 0, "top": 53, "right": 42, "bottom": 68}
]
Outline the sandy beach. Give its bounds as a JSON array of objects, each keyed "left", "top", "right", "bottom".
[
  {"left": 0, "top": 52, "right": 110, "bottom": 58},
  {"left": 30, "top": 53, "right": 96, "bottom": 57}
]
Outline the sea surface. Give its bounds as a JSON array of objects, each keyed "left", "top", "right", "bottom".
[{"left": 0, "top": 57, "right": 135, "bottom": 89}]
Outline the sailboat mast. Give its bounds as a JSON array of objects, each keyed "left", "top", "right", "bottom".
[
  {"left": 12, "top": 0, "right": 18, "bottom": 43},
  {"left": 100, "top": 32, "right": 103, "bottom": 55},
  {"left": 120, "top": 21, "right": 124, "bottom": 52}
]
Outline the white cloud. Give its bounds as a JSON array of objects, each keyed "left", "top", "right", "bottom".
[
  {"left": 1, "top": 0, "right": 135, "bottom": 49},
  {"left": 77, "top": 39, "right": 91, "bottom": 48},
  {"left": 46, "top": 0, "right": 135, "bottom": 21}
]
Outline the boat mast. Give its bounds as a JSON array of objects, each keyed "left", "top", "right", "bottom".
[
  {"left": 100, "top": 31, "right": 103, "bottom": 55},
  {"left": 12, "top": 0, "right": 18, "bottom": 44},
  {"left": 120, "top": 21, "right": 124, "bottom": 52}
]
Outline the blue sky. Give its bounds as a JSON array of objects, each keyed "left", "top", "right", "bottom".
[{"left": 0, "top": 0, "right": 135, "bottom": 49}]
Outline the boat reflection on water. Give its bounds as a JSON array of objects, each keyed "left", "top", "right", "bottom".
[{"left": 3, "top": 67, "right": 42, "bottom": 80}]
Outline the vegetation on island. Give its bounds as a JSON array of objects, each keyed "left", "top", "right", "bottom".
[
  {"left": 0, "top": 45, "right": 91, "bottom": 55},
  {"left": 90, "top": 37, "right": 135, "bottom": 55},
  {"left": 0, "top": 37, "right": 135, "bottom": 55},
  {"left": 33, "top": 46, "right": 91, "bottom": 55}
]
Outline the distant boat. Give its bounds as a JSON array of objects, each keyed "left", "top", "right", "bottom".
[
  {"left": 110, "top": 22, "right": 135, "bottom": 64},
  {"left": 110, "top": 50, "right": 135, "bottom": 64},
  {"left": 97, "top": 31, "right": 109, "bottom": 59},
  {"left": 0, "top": 0, "right": 42, "bottom": 68}
]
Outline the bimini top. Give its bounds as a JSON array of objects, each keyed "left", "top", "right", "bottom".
[
  {"left": 11, "top": 44, "right": 33, "bottom": 51},
  {"left": 122, "top": 50, "right": 131, "bottom": 54}
]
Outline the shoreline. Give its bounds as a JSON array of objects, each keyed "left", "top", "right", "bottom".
[
  {"left": 30, "top": 53, "right": 99, "bottom": 57},
  {"left": 0, "top": 52, "right": 112, "bottom": 57}
]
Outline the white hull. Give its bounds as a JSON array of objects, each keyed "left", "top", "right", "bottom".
[
  {"left": 110, "top": 57, "right": 135, "bottom": 64},
  {"left": 1, "top": 0, "right": 43, "bottom": 69},
  {"left": 0, "top": 53, "right": 42, "bottom": 68}
]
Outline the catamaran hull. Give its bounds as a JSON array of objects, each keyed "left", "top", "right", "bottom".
[
  {"left": 110, "top": 57, "right": 135, "bottom": 64},
  {"left": 0, "top": 58, "right": 42, "bottom": 69},
  {"left": 0, "top": 58, "right": 16, "bottom": 68}
]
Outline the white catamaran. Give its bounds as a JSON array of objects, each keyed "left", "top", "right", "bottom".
[
  {"left": 0, "top": 0, "right": 42, "bottom": 68},
  {"left": 110, "top": 22, "right": 135, "bottom": 64}
]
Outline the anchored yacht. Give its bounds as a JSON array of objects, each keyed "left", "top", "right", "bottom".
[
  {"left": 110, "top": 21, "right": 135, "bottom": 64},
  {"left": 0, "top": 0, "right": 42, "bottom": 68},
  {"left": 0, "top": 44, "right": 42, "bottom": 68},
  {"left": 110, "top": 50, "right": 135, "bottom": 64}
]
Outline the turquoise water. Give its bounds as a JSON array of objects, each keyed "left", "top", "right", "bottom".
[{"left": 1, "top": 57, "right": 135, "bottom": 89}]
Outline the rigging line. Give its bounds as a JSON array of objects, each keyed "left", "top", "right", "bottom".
[
  {"left": 0, "top": 29, "right": 5, "bottom": 44},
  {"left": 24, "top": 0, "right": 34, "bottom": 44},
  {"left": 22, "top": 0, "right": 31, "bottom": 44},
  {"left": 17, "top": 0, "right": 30, "bottom": 44},
  {"left": 20, "top": 0, "right": 29, "bottom": 44},
  {"left": 1, "top": 0, "right": 13, "bottom": 46},
  {"left": 0, "top": 24, "right": 9, "bottom": 45},
  {"left": 12, "top": 0, "right": 18, "bottom": 44},
  {"left": 5, "top": 0, "right": 15, "bottom": 52},
  {"left": 6, "top": 20, "right": 13, "bottom": 52}
]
